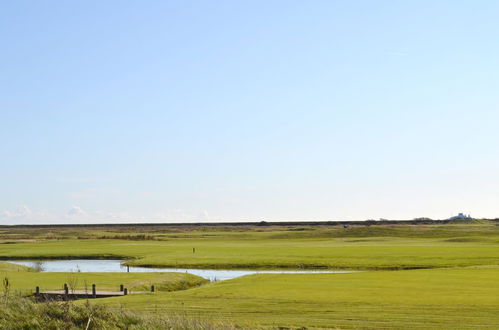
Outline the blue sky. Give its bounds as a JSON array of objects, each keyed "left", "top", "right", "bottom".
[{"left": 1, "top": 1, "right": 499, "bottom": 223}]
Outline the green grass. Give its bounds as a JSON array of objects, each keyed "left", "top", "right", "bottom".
[
  {"left": 0, "top": 271, "right": 207, "bottom": 295},
  {"left": 1, "top": 223, "right": 499, "bottom": 328},
  {"left": 95, "top": 266, "right": 499, "bottom": 329},
  {"left": 0, "top": 261, "right": 32, "bottom": 272},
  {"left": 1, "top": 231, "right": 498, "bottom": 270}
]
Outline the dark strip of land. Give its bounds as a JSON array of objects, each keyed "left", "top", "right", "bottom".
[{"left": 0, "top": 218, "right": 496, "bottom": 229}]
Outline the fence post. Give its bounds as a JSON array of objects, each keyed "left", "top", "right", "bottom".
[
  {"left": 151, "top": 285, "right": 155, "bottom": 293},
  {"left": 64, "top": 283, "right": 69, "bottom": 295},
  {"left": 92, "top": 284, "right": 96, "bottom": 298},
  {"left": 35, "top": 286, "right": 40, "bottom": 295}
]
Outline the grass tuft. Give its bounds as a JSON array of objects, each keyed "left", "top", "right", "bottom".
[{"left": 0, "top": 295, "right": 236, "bottom": 329}]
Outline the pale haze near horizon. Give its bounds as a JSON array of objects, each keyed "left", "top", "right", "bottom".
[{"left": 1, "top": 1, "right": 499, "bottom": 224}]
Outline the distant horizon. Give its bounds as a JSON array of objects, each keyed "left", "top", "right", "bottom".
[
  {"left": 2, "top": 1, "right": 499, "bottom": 224},
  {"left": 0, "top": 212, "right": 487, "bottom": 226},
  {"left": 0, "top": 203, "right": 482, "bottom": 225}
]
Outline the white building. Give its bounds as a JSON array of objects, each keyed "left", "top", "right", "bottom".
[{"left": 449, "top": 213, "right": 472, "bottom": 220}]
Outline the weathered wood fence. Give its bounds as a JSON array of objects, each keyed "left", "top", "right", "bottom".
[{"left": 34, "top": 283, "right": 156, "bottom": 300}]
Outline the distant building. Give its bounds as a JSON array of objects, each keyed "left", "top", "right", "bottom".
[{"left": 449, "top": 213, "right": 472, "bottom": 220}]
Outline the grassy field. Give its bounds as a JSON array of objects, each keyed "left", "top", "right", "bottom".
[
  {"left": 0, "top": 222, "right": 499, "bottom": 270},
  {"left": 94, "top": 266, "right": 499, "bottom": 329},
  {"left": 0, "top": 269, "right": 207, "bottom": 296},
  {"left": 0, "top": 221, "right": 499, "bottom": 328}
]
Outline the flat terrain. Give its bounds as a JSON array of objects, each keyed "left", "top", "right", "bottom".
[
  {"left": 1, "top": 220, "right": 499, "bottom": 328},
  {"left": 96, "top": 267, "right": 499, "bottom": 329},
  {"left": 1, "top": 222, "right": 499, "bottom": 270},
  {"left": 0, "top": 271, "right": 207, "bottom": 296}
]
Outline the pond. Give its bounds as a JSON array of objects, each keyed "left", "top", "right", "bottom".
[{"left": 7, "top": 259, "right": 354, "bottom": 281}]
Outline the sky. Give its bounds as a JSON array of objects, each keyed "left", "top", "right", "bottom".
[{"left": 1, "top": 1, "right": 499, "bottom": 224}]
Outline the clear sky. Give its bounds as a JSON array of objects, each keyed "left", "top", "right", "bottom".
[{"left": 1, "top": 1, "right": 499, "bottom": 224}]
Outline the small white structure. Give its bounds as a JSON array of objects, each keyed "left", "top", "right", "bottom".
[{"left": 449, "top": 213, "right": 472, "bottom": 220}]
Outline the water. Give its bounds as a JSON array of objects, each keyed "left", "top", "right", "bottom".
[{"left": 7, "top": 259, "right": 354, "bottom": 281}]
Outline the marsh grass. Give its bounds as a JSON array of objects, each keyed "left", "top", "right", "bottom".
[{"left": 0, "top": 295, "right": 236, "bottom": 329}]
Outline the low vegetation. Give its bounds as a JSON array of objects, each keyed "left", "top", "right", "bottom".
[
  {"left": 0, "top": 272, "right": 207, "bottom": 296},
  {"left": 1, "top": 222, "right": 499, "bottom": 328},
  {"left": 0, "top": 295, "right": 235, "bottom": 329}
]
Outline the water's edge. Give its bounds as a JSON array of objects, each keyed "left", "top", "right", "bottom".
[{"left": 7, "top": 259, "right": 356, "bottom": 281}]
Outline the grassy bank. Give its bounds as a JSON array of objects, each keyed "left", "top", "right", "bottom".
[
  {"left": 0, "top": 261, "right": 32, "bottom": 272},
  {"left": 95, "top": 266, "right": 499, "bottom": 329},
  {"left": 0, "top": 271, "right": 207, "bottom": 295},
  {"left": 0, "top": 295, "right": 234, "bottom": 329}
]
